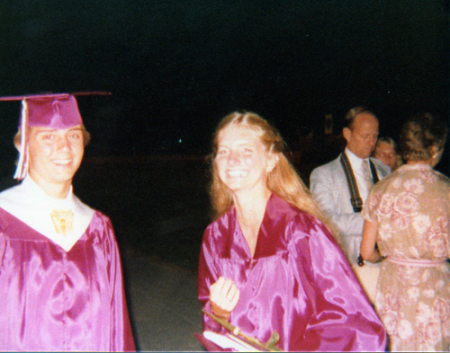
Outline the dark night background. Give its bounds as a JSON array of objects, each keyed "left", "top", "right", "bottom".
[{"left": 0, "top": 1, "right": 449, "bottom": 268}]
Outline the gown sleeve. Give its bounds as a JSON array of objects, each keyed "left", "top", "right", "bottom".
[
  {"left": 101, "top": 216, "right": 136, "bottom": 351},
  {"left": 197, "top": 225, "right": 226, "bottom": 334},
  {"left": 292, "top": 214, "right": 386, "bottom": 351}
]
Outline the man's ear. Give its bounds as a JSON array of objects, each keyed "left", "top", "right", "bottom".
[{"left": 343, "top": 127, "right": 351, "bottom": 142}]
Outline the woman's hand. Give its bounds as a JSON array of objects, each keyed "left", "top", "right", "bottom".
[{"left": 210, "top": 277, "right": 240, "bottom": 320}]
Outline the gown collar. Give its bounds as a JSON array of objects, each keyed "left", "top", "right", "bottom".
[
  {"left": 0, "top": 176, "right": 94, "bottom": 251},
  {"left": 231, "top": 193, "right": 296, "bottom": 259}
]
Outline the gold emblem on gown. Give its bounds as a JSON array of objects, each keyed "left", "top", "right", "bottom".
[{"left": 50, "top": 210, "right": 74, "bottom": 236}]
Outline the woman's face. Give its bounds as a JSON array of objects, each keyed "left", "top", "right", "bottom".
[{"left": 215, "top": 124, "right": 275, "bottom": 195}]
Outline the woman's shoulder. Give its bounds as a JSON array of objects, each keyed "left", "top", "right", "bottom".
[
  {"left": 384, "top": 165, "right": 449, "bottom": 186},
  {"left": 268, "top": 194, "right": 329, "bottom": 236},
  {"left": 203, "top": 207, "right": 236, "bottom": 237},
  {"left": 434, "top": 169, "right": 450, "bottom": 184}
]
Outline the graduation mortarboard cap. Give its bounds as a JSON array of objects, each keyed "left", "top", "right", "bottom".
[{"left": 0, "top": 91, "right": 110, "bottom": 180}]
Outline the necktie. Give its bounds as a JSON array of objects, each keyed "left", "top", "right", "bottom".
[{"left": 361, "top": 159, "right": 373, "bottom": 190}]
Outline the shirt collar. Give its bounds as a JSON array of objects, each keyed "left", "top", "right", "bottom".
[{"left": 345, "top": 147, "right": 368, "bottom": 170}]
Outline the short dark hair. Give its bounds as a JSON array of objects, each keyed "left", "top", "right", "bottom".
[{"left": 399, "top": 113, "right": 448, "bottom": 162}]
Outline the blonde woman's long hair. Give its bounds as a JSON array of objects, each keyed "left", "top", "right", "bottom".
[{"left": 209, "top": 111, "right": 340, "bottom": 242}]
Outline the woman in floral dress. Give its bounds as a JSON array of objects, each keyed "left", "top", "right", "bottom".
[{"left": 361, "top": 113, "right": 450, "bottom": 351}]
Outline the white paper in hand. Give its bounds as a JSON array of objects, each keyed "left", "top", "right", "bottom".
[{"left": 203, "top": 331, "right": 260, "bottom": 351}]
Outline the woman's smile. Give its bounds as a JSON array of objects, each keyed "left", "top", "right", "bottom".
[
  {"left": 226, "top": 169, "right": 249, "bottom": 178},
  {"left": 216, "top": 125, "right": 272, "bottom": 194}
]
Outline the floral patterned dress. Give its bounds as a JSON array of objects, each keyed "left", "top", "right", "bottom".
[{"left": 363, "top": 163, "right": 450, "bottom": 351}]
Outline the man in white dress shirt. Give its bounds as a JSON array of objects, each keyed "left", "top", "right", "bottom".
[
  {"left": 310, "top": 107, "right": 390, "bottom": 302},
  {"left": 310, "top": 106, "right": 390, "bottom": 268}
]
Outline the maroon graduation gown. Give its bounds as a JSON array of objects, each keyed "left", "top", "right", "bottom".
[{"left": 0, "top": 208, "right": 135, "bottom": 351}]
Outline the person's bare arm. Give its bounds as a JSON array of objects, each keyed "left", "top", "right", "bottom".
[{"left": 360, "top": 220, "right": 382, "bottom": 263}]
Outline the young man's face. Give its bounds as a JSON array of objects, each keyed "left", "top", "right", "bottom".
[{"left": 27, "top": 125, "right": 85, "bottom": 188}]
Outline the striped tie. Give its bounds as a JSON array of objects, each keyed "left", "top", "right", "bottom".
[{"left": 361, "top": 159, "right": 373, "bottom": 189}]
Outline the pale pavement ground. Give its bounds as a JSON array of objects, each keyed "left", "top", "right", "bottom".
[{"left": 123, "top": 253, "right": 205, "bottom": 351}]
